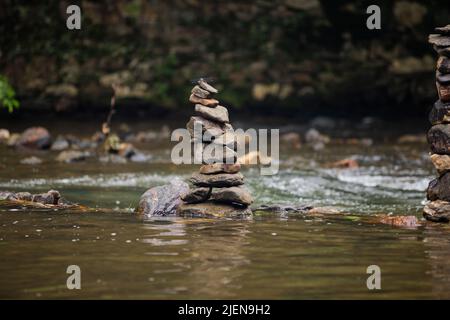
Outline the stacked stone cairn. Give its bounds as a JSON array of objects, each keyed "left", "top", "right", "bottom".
[
  {"left": 177, "top": 79, "right": 254, "bottom": 217},
  {"left": 425, "top": 25, "right": 450, "bottom": 222}
]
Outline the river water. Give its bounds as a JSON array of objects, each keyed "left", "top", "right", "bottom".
[{"left": 1, "top": 118, "right": 450, "bottom": 299}]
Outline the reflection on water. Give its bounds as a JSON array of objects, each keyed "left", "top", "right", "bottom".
[{"left": 1, "top": 121, "right": 449, "bottom": 299}]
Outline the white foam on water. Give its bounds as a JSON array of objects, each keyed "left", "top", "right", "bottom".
[{"left": 0, "top": 173, "right": 187, "bottom": 188}]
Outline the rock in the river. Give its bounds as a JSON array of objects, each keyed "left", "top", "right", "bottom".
[
  {"left": 20, "top": 156, "right": 43, "bottom": 165},
  {"left": 430, "top": 153, "right": 450, "bottom": 174},
  {"left": 1, "top": 190, "right": 61, "bottom": 205},
  {"left": 437, "top": 56, "right": 450, "bottom": 74},
  {"left": 427, "top": 124, "right": 450, "bottom": 154},
  {"left": 195, "top": 104, "right": 229, "bottom": 123},
  {"left": 199, "top": 163, "right": 241, "bottom": 174},
  {"left": 32, "top": 190, "right": 61, "bottom": 205},
  {"left": 16, "top": 127, "right": 51, "bottom": 149},
  {"left": 378, "top": 215, "right": 420, "bottom": 228},
  {"left": 181, "top": 187, "right": 211, "bottom": 203},
  {"left": 177, "top": 201, "right": 251, "bottom": 218},
  {"left": 427, "top": 172, "right": 450, "bottom": 201},
  {"left": 190, "top": 172, "right": 244, "bottom": 187},
  {"left": 325, "top": 158, "right": 359, "bottom": 169},
  {"left": 423, "top": 200, "right": 450, "bottom": 222},
  {"left": 136, "top": 180, "right": 189, "bottom": 216},
  {"left": 51, "top": 136, "right": 70, "bottom": 151},
  {"left": 186, "top": 116, "right": 225, "bottom": 137},
  {"left": 191, "top": 85, "right": 210, "bottom": 98},
  {"left": 429, "top": 100, "right": 450, "bottom": 125},
  {"left": 56, "top": 150, "right": 91, "bottom": 163},
  {"left": 436, "top": 82, "right": 450, "bottom": 102},
  {"left": 210, "top": 186, "right": 254, "bottom": 206},
  {"left": 305, "top": 128, "right": 329, "bottom": 150},
  {"left": 99, "top": 154, "right": 127, "bottom": 164},
  {"left": 0, "top": 129, "right": 10, "bottom": 143},
  {"left": 198, "top": 79, "right": 218, "bottom": 94},
  {"left": 189, "top": 94, "right": 219, "bottom": 107},
  {"left": 280, "top": 132, "right": 301, "bottom": 149}
]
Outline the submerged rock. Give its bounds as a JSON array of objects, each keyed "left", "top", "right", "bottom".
[
  {"left": 16, "top": 127, "right": 51, "bottom": 149},
  {"left": 136, "top": 180, "right": 189, "bottom": 217},
  {"left": 51, "top": 136, "right": 70, "bottom": 151},
  {"left": 177, "top": 201, "right": 251, "bottom": 218},
  {"left": 424, "top": 200, "right": 450, "bottom": 222},
  {"left": 378, "top": 215, "right": 420, "bottom": 228},
  {"left": 56, "top": 150, "right": 91, "bottom": 163},
  {"left": 325, "top": 158, "right": 359, "bottom": 169},
  {"left": 20, "top": 156, "right": 43, "bottom": 165},
  {"left": 99, "top": 154, "right": 128, "bottom": 164},
  {"left": 280, "top": 132, "right": 301, "bottom": 149}
]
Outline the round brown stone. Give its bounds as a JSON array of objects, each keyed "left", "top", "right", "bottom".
[
  {"left": 429, "top": 100, "right": 450, "bottom": 125},
  {"left": 427, "top": 124, "right": 450, "bottom": 154}
]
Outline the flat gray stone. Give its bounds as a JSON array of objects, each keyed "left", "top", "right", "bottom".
[
  {"left": 189, "top": 94, "right": 219, "bottom": 107},
  {"left": 186, "top": 116, "right": 225, "bottom": 138},
  {"left": 198, "top": 79, "right": 218, "bottom": 94},
  {"left": 210, "top": 186, "right": 254, "bottom": 206},
  {"left": 195, "top": 104, "right": 229, "bottom": 123},
  {"left": 429, "top": 34, "right": 450, "bottom": 47},
  {"left": 191, "top": 85, "right": 210, "bottom": 98},
  {"left": 190, "top": 172, "right": 244, "bottom": 187},
  {"left": 199, "top": 163, "right": 241, "bottom": 174},
  {"left": 181, "top": 187, "right": 211, "bottom": 203}
]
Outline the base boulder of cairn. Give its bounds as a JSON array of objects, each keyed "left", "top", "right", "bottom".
[
  {"left": 425, "top": 25, "right": 450, "bottom": 223},
  {"left": 179, "top": 79, "right": 253, "bottom": 217},
  {"left": 177, "top": 201, "right": 252, "bottom": 218}
]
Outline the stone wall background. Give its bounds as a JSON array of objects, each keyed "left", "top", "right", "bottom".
[{"left": 0, "top": 0, "right": 448, "bottom": 118}]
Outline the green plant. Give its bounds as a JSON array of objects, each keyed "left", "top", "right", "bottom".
[{"left": 0, "top": 75, "right": 19, "bottom": 113}]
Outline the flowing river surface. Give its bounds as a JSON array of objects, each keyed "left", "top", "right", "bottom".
[{"left": 1, "top": 118, "right": 450, "bottom": 299}]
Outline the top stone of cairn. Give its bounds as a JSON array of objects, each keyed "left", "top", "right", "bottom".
[{"left": 198, "top": 78, "right": 218, "bottom": 94}]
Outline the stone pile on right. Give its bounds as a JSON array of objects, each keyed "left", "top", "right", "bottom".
[{"left": 425, "top": 24, "right": 450, "bottom": 222}]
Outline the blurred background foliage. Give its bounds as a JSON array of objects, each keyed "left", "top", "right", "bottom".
[{"left": 0, "top": 0, "right": 448, "bottom": 119}]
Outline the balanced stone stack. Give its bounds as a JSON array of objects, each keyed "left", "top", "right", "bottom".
[
  {"left": 177, "top": 79, "right": 254, "bottom": 217},
  {"left": 424, "top": 25, "right": 450, "bottom": 222}
]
